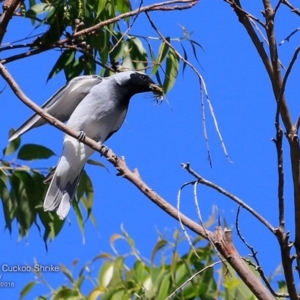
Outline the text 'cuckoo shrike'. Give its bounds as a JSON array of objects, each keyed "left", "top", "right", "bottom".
[{"left": 10, "top": 71, "right": 163, "bottom": 219}]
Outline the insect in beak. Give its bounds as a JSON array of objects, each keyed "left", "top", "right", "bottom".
[{"left": 150, "top": 84, "right": 164, "bottom": 103}]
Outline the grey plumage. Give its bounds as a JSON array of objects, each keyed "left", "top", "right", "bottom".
[
  {"left": 9, "top": 75, "right": 103, "bottom": 142},
  {"left": 33, "top": 71, "right": 161, "bottom": 220}
]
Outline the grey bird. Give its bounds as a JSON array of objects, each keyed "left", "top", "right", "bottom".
[
  {"left": 9, "top": 75, "right": 103, "bottom": 142},
  {"left": 39, "top": 71, "right": 162, "bottom": 220}
]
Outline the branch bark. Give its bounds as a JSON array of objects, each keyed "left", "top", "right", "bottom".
[
  {"left": 225, "top": 0, "right": 300, "bottom": 297},
  {"left": 0, "top": 0, "right": 23, "bottom": 45}
]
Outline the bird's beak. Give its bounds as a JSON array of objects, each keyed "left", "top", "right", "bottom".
[{"left": 149, "top": 83, "right": 164, "bottom": 101}]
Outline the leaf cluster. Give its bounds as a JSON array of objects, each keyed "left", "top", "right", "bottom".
[
  {"left": 19, "top": 228, "right": 259, "bottom": 300},
  {"left": 0, "top": 129, "right": 97, "bottom": 244}
]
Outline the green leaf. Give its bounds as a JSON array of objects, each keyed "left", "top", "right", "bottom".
[
  {"left": 25, "top": 3, "right": 52, "bottom": 17},
  {"left": 151, "top": 239, "right": 168, "bottom": 264},
  {"left": 123, "top": 37, "right": 148, "bottom": 71},
  {"left": 134, "top": 260, "right": 147, "bottom": 284},
  {"left": 157, "top": 273, "right": 170, "bottom": 300},
  {"left": 0, "top": 175, "right": 14, "bottom": 233},
  {"left": 73, "top": 199, "right": 85, "bottom": 244},
  {"left": 189, "top": 39, "right": 204, "bottom": 64},
  {"left": 163, "top": 49, "right": 180, "bottom": 93},
  {"left": 3, "top": 128, "right": 21, "bottom": 156},
  {"left": 64, "top": 56, "right": 84, "bottom": 80},
  {"left": 110, "top": 31, "right": 127, "bottom": 62},
  {"left": 96, "top": 0, "right": 107, "bottom": 19},
  {"left": 190, "top": 39, "right": 204, "bottom": 51},
  {"left": 170, "top": 250, "right": 179, "bottom": 278},
  {"left": 98, "top": 261, "right": 114, "bottom": 288},
  {"left": 175, "top": 263, "right": 189, "bottom": 286},
  {"left": 60, "top": 264, "right": 74, "bottom": 283},
  {"left": 88, "top": 288, "right": 103, "bottom": 300},
  {"left": 17, "top": 144, "right": 55, "bottom": 160},
  {"left": 77, "top": 170, "right": 94, "bottom": 218},
  {"left": 53, "top": 287, "right": 78, "bottom": 300},
  {"left": 38, "top": 210, "right": 64, "bottom": 243},
  {"left": 29, "top": 0, "right": 36, "bottom": 8},
  {"left": 116, "top": 0, "right": 132, "bottom": 24},
  {"left": 47, "top": 50, "right": 75, "bottom": 81},
  {"left": 20, "top": 281, "right": 35, "bottom": 299},
  {"left": 180, "top": 42, "right": 188, "bottom": 75},
  {"left": 86, "top": 159, "right": 107, "bottom": 169}
]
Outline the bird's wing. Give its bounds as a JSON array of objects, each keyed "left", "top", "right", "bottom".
[{"left": 9, "top": 75, "right": 103, "bottom": 141}]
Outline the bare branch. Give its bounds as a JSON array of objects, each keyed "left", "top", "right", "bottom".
[
  {"left": 272, "top": 108, "right": 285, "bottom": 228},
  {"left": 279, "top": 27, "right": 300, "bottom": 46},
  {"left": 280, "top": 46, "right": 300, "bottom": 101},
  {"left": 225, "top": 0, "right": 274, "bottom": 92},
  {"left": 226, "top": 0, "right": 300, "bottom": 287},
  {"left": 0, "top": 0, "right": 23, "bottom": 45},
  {"left": 274, "top": 0, "right": 283, "bottom": 14},
  {"left": 282, "top": 0, "right": 300, "bottom": 16},
  {"left": 182, "top": 162, "right": 275, "bottom": 233},
  {"left": 236, "top": 207, "right": 289, "bottom": 298},
  {"left": 274, "top": 227, "right": 298, "bottom": 299},
  {"left": 177, "top": 181, "right": 203, "bottom": 259},
  {"left": 211, "top": 227, "right": 275, "bottom": 300},
  {"left": 225, "top": 0, "right": 266, "bottom": 27}
]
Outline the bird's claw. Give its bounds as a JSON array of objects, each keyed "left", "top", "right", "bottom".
[
  {"left": 100, "top": 144, "right": 110, "bottom": 156},
  {"left": 77, "top": 131, "right": 86, "bottom": 142}
]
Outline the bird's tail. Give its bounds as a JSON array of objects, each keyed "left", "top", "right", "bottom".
[
  {"left": 43, "top": 162, "right": 83, "bottom": 220},
  {"left": 9, "top": 114, "right": 45, "bottom": 142}
]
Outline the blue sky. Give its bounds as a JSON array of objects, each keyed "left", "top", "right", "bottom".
[{"left": 1, "top": 0, "right": 299, "bottom": 298}]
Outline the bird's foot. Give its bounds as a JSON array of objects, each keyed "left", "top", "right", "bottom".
[
  {"left": 77, "top": 131, "right": 86, "bottom": 142},
  {"left": 100, "top": 144, "right": 110, "bottom": 156}
]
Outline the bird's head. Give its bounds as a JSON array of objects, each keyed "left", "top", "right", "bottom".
[{"left": 114, "top": 71, "right": 163, "bottom": 101}]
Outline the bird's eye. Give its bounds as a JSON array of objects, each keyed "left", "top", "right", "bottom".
[{"left": 141, "top": 75, "right": 147, "bottom": 81}]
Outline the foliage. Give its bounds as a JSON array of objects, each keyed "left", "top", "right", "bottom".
[
  {"left": 19, "top": 228, "right": 261, "bottom": 300},
  {"left": 0, "top": 0, "right": 202, "bottom": 242},
  {"left": 0, "top": 131, "right": 97, "bottom": 243}
]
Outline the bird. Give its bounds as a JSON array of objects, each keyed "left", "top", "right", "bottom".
[
  {"left": 9, "top": 75, "right": 103, "bottom": 142},
  {"left": 11, "top": 71, "right": 162, "bottom": 220}
]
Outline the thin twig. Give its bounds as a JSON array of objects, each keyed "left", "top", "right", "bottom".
[
  {"left": 109, "top": 0, "right": 144, "bottom": 54},
  {"left": 274, "top": 0, "right": 283, "bottom": 14},
  {"left": 236, "top": 207, "right": 288, "bottom": 298},
  {"left": 280, "top": 46, "right": 300, "bottom": 102},
  {"left": 177, "top": 181, "right": 202, "bottom": 259},
  {"left": 224, "top": 0, "right": 266, "bottom": 27},
  {"left": 282, "top": 0, "right": 300, "bottom": 16},
  {"left": 145, "top": 12, "right": 231, "bottom": 164},
  {"left": 165, "top": 260, "right": 224, "bottom": 300},
  {"left": 182, "top": 162, "right": 275, "bottom": 233},
  {"left": 279, "top": 27, "right": 300, "bottom": 46}
]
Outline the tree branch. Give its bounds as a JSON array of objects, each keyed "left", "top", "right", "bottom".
[
  {"left": 0, "top": 61, "right": 275, "bottom": 300},
  {"left": 182, "top": 163, "right": 275, "bottom": 233},
  {"left": 0, "top": 0, "right": 198, "bottom": 65},
  {"left": 236, "top": 207, "right": 289, "bottom": 298},
  {"left": 0, "top": 0, "right": 23, "bottom": 45},
  {"left": 273, "top": 108, "right": 284, "bottom": 228}
]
